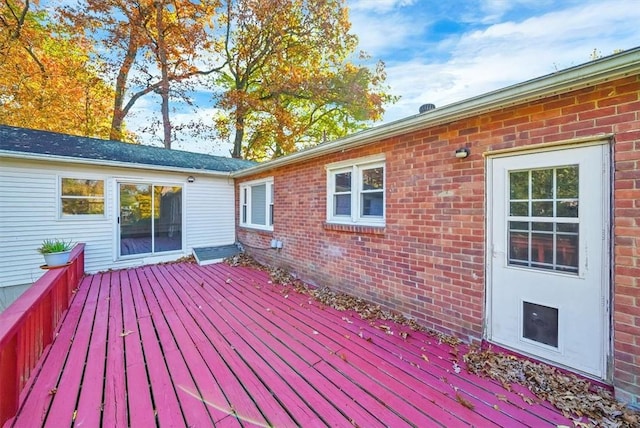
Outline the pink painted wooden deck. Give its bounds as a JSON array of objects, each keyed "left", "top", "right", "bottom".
[{"left": 5, "top": 262, "right": 579, "bottom": 427}]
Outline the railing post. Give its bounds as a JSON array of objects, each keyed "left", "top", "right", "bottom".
[{"left": 0, "top": 335, "right": 18, "bottom": 426}]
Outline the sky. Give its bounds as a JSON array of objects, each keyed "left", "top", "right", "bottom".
[
  {"left": 345, "top": 0, "right": 640, "bottom": 126},
  {"left": 65, "top": 0, "right": 640, "bottom": 156}
]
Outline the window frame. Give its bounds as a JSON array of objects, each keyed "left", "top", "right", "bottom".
[
  {"left": 239, "top": 177, "right": 274, "bottom": 231},
  {"left": 58, "top": 176, "right": 106, "bottom": 219},
  {"left": 326, "top": 155, "right": 386, "bottom": 226}
]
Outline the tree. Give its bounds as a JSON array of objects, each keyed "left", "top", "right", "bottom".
[
  {"left": 0, "top": 0, "right": 114, "bottom": 138},
  {"left": 62, "top": 0, "right": 221, "bottom": 148},
  {"left": 212, "top": 0, "right": 396, "bottom": 160}
]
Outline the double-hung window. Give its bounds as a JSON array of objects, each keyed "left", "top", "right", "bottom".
[
  {"left": 240, "top": 177, "right": 274, "bottom": 231},
  {"left": 327, "top": 155, "right": 385, "bottom": 226},
  {"left": 60, "top": 177, "right": 105, "bottom": 217}
]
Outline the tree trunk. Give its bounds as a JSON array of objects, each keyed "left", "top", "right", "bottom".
[
  {"left": 155, "top": 1, "right": 171, "bottom": 149},
  {"left": 110, "top": 27, "right": 138, "bottom": 141},
  {"left": 232, "top": 113, "right": 245, "bottom": 158}
]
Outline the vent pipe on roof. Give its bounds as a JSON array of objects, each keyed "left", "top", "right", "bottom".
[{"left": 419, "top": 103, "right": 436, "bottom": 113}]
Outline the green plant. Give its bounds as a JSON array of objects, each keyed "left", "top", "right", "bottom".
[{"left": 37, "top": 238, "right": 74, "bottom": 254}]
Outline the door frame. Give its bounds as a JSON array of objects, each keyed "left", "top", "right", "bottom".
[
  {"left": 484, "top": 139, "right": 612, "bottom": 380},
  {"left": 115, "top": 178, "right": 186, "bottom": 260}
]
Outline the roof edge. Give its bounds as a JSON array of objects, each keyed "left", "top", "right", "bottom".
[
  {"left": 0, "top": 150, "right": 233, "bottom": 178},
  {"left": 232, "top": 47, "right": 640, "bottom": 178}
]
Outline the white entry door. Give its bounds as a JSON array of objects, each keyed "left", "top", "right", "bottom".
[{"left": 488, "top": 144, "right": 609, "bottom": 378}]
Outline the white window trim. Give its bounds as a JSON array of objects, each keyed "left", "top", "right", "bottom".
[
  {"left": 239, "top": 177, "right": 274, "bottom": 231},
  {"left": 326, "top": 154, "right": 385, "bottom": 226},
  {"left": 58, "top": 175, "right": 107, "bottom": 219}
]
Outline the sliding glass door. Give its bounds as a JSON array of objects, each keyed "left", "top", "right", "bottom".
[{"left": 119, "top": 183, "right": 182, "bottom": 257}]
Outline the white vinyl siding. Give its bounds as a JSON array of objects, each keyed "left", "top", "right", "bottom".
[
  {"left": 239, "top": 178, "right": 274, "bottom": 231},
  {"left": 0, "top": 159, "right": 237, "bottom": 289},
  {"left": 326, "top": 155, "right": 385, "bottom": 226},
  {"left": 185, "top": 176, "right": 235, "bottom": 249}
]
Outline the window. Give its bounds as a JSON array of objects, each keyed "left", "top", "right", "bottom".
[
  {"left": 508, "top": 166, "right": 579, "bottom": 274},
  {"left": 60, "top": 178, "right": 105, "bottom": 216},
  {"left": 240, "top": 178, "right": 274, "bottom": 230},
  {"left": 327, "top": 156, "right": 385, "bottom": 225}
]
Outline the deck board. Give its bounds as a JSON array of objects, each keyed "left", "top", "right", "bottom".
[
  {"left": 120, "top": 269, "right": 156, "bottom": 428},
  {"left": 6, "top": 261, "right": 584, "bottom": 428}
]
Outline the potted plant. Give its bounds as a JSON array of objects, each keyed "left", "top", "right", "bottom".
[{"left": 37, "top": 238, "right": 75, "bottom": 267}]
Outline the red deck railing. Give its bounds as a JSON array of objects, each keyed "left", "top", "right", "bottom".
[{"left": 0, "top": 244, "right": 85, "bottom": 427}]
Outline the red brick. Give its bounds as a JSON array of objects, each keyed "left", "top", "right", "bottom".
[{"left": 237, "top": 75, "right": 640, "bottom": 401}]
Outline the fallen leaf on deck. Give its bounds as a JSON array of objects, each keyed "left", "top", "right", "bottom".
[
  {"left": 465, "top": 347, "right": 640, "bottom": 427},
  {"left": 520, "top": 394, "right": 536, "bottom": 405},
  {"left": 48, "top": 388, "right": 57, "bottom": 395},
  {"left": 456, "top": 393, "right": 475, "bottom": 410},
  {"left": 571, "top": 421, "right": 590, "bottom": 428},
  {"left": 120, "top": 330, "right": 134, "bottom": 337},
  {"left": 421, "top": 354, "right": 429, "bottom": 362}
]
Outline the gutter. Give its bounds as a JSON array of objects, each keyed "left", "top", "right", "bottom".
[
  {"left": 0, "top": 150, "right": 234, "bottom": 178},
  {"left": 232, "top": 47, "right": 640, "bottom": 178}
]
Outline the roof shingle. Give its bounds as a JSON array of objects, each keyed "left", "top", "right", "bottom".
[{"left": 0, "top": 125, "right": 256, "bottom": 173}]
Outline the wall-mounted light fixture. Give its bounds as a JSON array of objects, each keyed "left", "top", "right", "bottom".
[
  {"left": 455, "top": 147, "right": 470, "bottom": 159},
  {"left": 187, "top": 176, "right": 195, "bottom": 183}
]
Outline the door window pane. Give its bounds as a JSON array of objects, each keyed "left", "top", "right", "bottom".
[
  {"left": 531, "top": 169, "right": 553, "bottom": 199},
  {"left": 154, "top": 186, "right": 182, "bottom": 253},
  {"left": 120, "top": 184, "right": 152, "bottom": 256},
  {"left": 508, "top": 228, "right": 529, "bottom": 264},
  {"left": 509, "top": 171, "right": 529, "bottom": 199},
  {"left": 532, "top": 201, "right": 553, "bottom": 217},
  {"left": 507, "top": 165, "right": 580, "bottom": 275},
  {"left": 510, "top": 202, "right": 528, "bottom": 216},
  {"left": 556, "top": 166, "right": 578, "bottom": 198},
  {"left": 556, "top": 201, "right": 578, "bottom": 217},
  {"left": 120, "top": 183, "right": 182, "bottom": 256}
]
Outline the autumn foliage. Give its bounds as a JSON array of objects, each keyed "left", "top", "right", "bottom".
[
  {"left": 0, "top": 1, "right": 114, "bottom": 139},
  {"left": 1, "top": 0, "right": 396, "bottom": 159},
  {"left": 214, "top": 0, "right": 396, "bottom": 160}
]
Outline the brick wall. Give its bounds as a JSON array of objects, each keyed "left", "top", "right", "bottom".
[{"left": 236, "top": 75, "right": 640, "bottom": 404}]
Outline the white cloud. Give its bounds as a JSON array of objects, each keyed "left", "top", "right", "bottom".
[
  {"left": 349, "top": 0, "right": 419, "bottom": 13},
  {"left": 349, "top": 7, "right": 429, "bottom": 55},
  {"left": 377, "top": 0, "right": 640, "bottom": 123}
]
